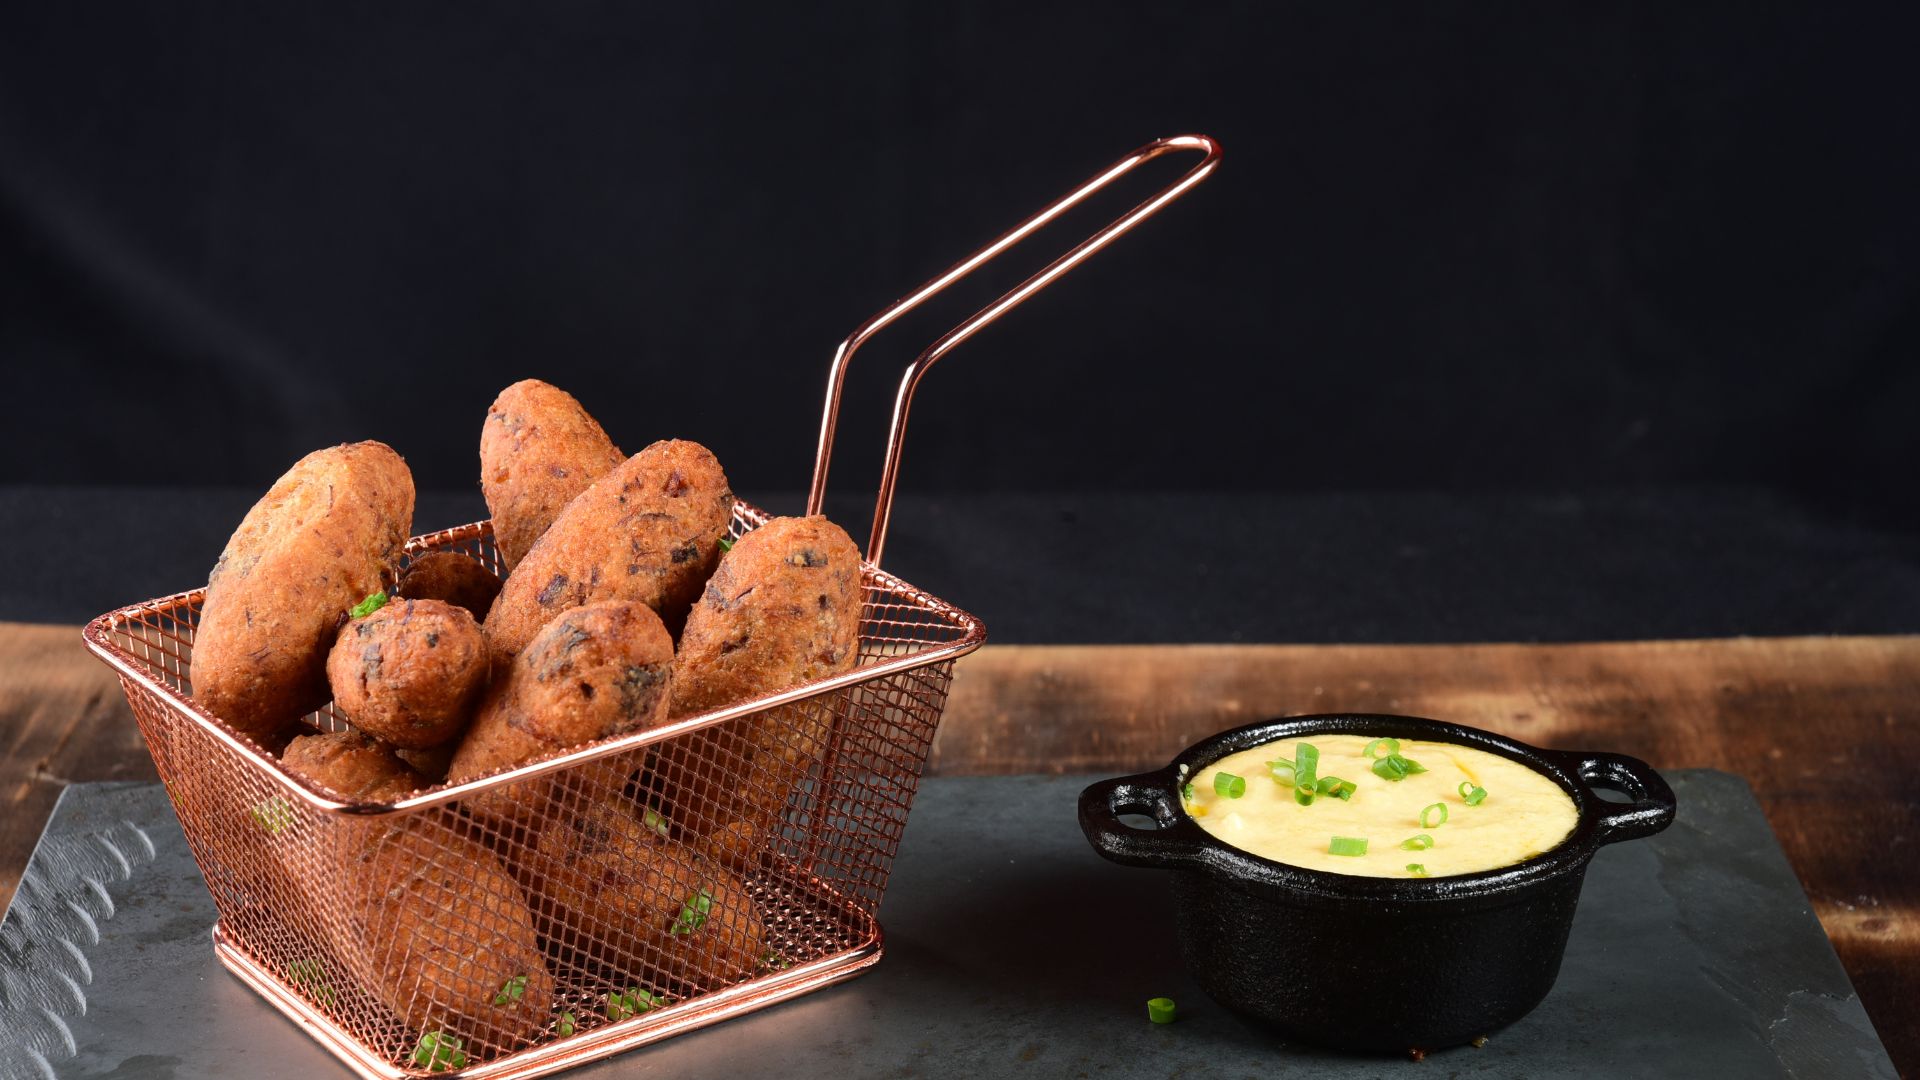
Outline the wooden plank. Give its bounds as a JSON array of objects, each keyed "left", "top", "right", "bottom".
[
  {"left": 0, "top": 623, "right": 156, "bottom": 911},
  {"left": 5, "top": 627, "right": 1915, "bottom": 1071}
]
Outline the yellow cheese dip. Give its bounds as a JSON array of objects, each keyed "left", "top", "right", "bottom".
[{"left": 1185, "top": 734, "right": 1577, "bottom": 878}]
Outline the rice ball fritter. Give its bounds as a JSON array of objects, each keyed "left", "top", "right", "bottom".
[{"left": 326, "top": 598, "right": 490, "bottom": 750}]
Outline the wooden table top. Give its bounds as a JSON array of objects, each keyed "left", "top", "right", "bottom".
[{"left": 6, "top": 624, "right": 1914, "bottom": 1074}]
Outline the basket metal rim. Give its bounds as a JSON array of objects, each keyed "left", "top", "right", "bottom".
[{"left": 80, "top": 504, "right": 985, "bottom": 818}]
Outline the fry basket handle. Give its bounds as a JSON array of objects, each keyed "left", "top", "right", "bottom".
[{"left": 805, "top": 134, "right": 1223, "bottom": 567}]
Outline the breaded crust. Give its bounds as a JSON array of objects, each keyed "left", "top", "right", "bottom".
[
  {"left": 519, "top": 799, "right": 769, "bottom": 990},
  {"left": 281, "top": 729, "right": 426, "bottom": 801},
  {"left": 480, "top": 379, "right": 624, "bottom": 572},
  {"left": 647, "top": 516, "right": 862, "bottom": 858},
  {"left": 327, "top": 599, "right": 490, "bottom": 750},
  {"left": 448, "top": 601, "right": 675, "bottom": 829},
  {"left": 396, "top": 551, "right": 503, "bottom": 622},
  {"left": 395, "top": 741, "right": 459, "bottom": 784},
  {"left": 669, "top": 516, "right": 863, "bottom": 717},
  {"left": 342, "top": 818, "right": 555, "bottom": 1052},
  {"left": 193, "top": 442, "right": 414, "bottom": 740},
  {"left": 485, "top": 440, "right": 733, "bottom": 656}
]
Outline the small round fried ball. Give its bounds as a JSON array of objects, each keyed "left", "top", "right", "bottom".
[
  {"left": 397, "top": 551, "right": 503, "bottom": 622},
  {"left": 326, "top": 599, "right": 490, "bottom": 750}
]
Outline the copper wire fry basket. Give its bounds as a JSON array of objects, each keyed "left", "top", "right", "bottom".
[{"left": 81, "top": 135, "right": 1220, "bottom": 1079}]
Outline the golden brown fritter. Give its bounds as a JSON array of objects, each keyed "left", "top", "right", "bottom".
[
  {"left": 281, "top": 729, "right": 426, "bottom": 801},
  {"left": 326, "top": 599, "right": 490, "bottom": 750},
  {"left": 396, "top": 551, "right": 503, "bottom": 622},
  {"left": 337, "top": 817, "right": 555, "bottom": 1053},
  {"left": 395, "top": 741, "right": 459, "bottom": 784},
  {"left": 447, "top": 601, "right": 676, "bottom": 829},
  {"left": 479, "top": 379, "right": 624, "bottom": 572},
  {"left": 518, "top": 798, "right": 769, "bottom": 990},
  {"left": 485, "top": 440, "right": 733, "bottom": 656},
  {"left": 193, "top": 441, "right": 414, "bottom": 741},
  {"left": 669, "top": 516, "right": 862, "bottom": 717},
  {"left": 647, "top": 516, "right": 862, "bottom": 861}
]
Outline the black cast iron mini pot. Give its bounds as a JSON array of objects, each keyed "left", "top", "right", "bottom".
[{"left": 1079, "top": 713, "right": 1676, "bottom": 1054}]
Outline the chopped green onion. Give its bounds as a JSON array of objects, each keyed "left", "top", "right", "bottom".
[
  {"left": 349, "top": 590, "right": 389, "bottom": 619},
  {"left": 670, "top": 888, "right": 714, "bottom": 935},
  {"left": 286, "top": 960, "right": 335, "bottom": 1005},
  {"left": 1328, "top": 836, "right": 1369, "bottom": 857},
  {"left": 1181, "top": 782, "right": 1195, "bottom": 803},
  {"left": 1400, "top": 834, "right": 1434, "bottom": 850},
  {"left": 1147, "top": 997, "right": 1177, "bottom": 1024},
  {"left": 1406, "top": 863, "right": 1429, "bottom": 877},
  {"left": 1277, "top": 743, "right": 1325, "bottom": 804},
  {"left": 556, "top": 1011, "right": 577, "bottom": 1037},
  {"left": 718, "top": 536, "right": 735, "bottom": 554},
  {"left": 250, "top": 796, "right": 294, "bottom": 835},
  {"left": 1213, "top": 772, "right": 1246, "bottom": 799},
  {"left": 641, "top": 808, "right": 671, "bottom": 837},
  {"left": 1458, "top": 781, "right": 1488, "bottom": 806},
  {"left": 1420, "top": 802, "right": 1449, "bottom": 829},
  {"left": 411, "top": 1031, "right": 468, "bottom": 1072},
  {"left": 606, "top": 987, "right": 666, "bottom": 1020},
  {"left": 1364, "top": 737, "right": 1401, "bottom": 760},
  {"left": 1371, "top": 752, "right": 1428, "bottom": 782},
  {"left": 1315, "top": 776, "right": 1357, "bottom": 801},
  {"left": 493, "top": 973, "right": 528, "bottom": 1005}
]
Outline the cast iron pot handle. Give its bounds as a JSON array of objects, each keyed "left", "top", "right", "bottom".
[
  {"left": 1078, "top": 771, "right": 1210, "bottom": 870},
  {"left": 1558, "top": 750, "right": 1677, "bottom": 845}
]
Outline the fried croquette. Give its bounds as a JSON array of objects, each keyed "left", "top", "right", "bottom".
[
  {"left": 326, "top": 598, "right": 490, "bottom": 750},
  {"left": 519, "top": 798, "right": 769, "bottom": 990},
  {"left": 193, "top": 442, "right": 414, "bottom": 740},
  {"left": 447, "top": 601, "right": 675, "bottom": 828},
  {"left": 485, "top": 439, "right": 733, "bottom": 656},
  {"left": 396, "top": 550, "right": 503, "bottom": 622},
  {"left": 281, "top": 729, "right": 426, "bottom": 801},
  {"left": 648, "top": 516, "right": 863, "bottom": 860},
  {"left": 341, "top": 818, "right": 555, "bottom": 1052},
  {"left": 480, "top": 379, "right": 624, "bottom": 572}
]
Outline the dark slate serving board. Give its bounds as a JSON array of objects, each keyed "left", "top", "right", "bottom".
[{"left": 0, "top": 773, "right": 1896, "bottom": 1079}]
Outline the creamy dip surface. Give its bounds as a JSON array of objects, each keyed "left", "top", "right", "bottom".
[{"left": 1185, "top": 734, "right": 1578, "bottom": 878}]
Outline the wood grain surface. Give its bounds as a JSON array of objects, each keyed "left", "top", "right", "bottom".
[{"left": 5, "top": 624, "right": 1915, "bottom": 1073}]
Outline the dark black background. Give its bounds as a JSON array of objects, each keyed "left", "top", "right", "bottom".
[
  {"left": 4, "top": 3, "right": 1918, "bottom": 639},
  {"left": 7, "top": 3, "right": 1917, "bottom": 514}
]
